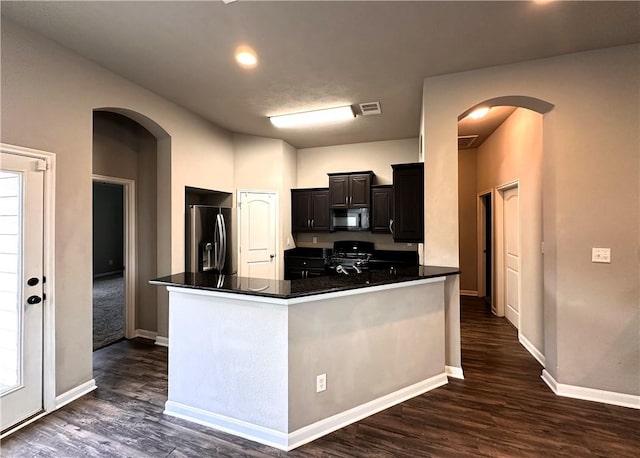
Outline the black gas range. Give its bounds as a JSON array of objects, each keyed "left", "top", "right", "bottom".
[
  {"left": 326, "top": 240, "right": 375, "bottom": 274},
  {"left": 284, "top": 242, "right": 419, "bottom": 280}
]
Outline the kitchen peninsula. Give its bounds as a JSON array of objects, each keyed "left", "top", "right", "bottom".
[{"left": 151, "top": 266, "right": 459, "bottom": 451}]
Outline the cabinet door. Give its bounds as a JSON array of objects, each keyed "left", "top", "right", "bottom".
[
  {"left": 286, "top": 267, "right": 305, "bottom": 280},
  {"left": 328, "top": 175, "right": 349, "bottom": 208},
  {"left": 291, "top": 190, "right": 311, "bottom": 232},
  {"left": 392, "top": 163, "right": 424, "bottom": 242},
  {"left": 311, "top": 189, "right": 330, "bottom": 231},
  {"left": 371, "top": 186, "right": 393, "bottom": 233},
  {"left": 349, "top": 174, "right": 371, "bottom": 208}
]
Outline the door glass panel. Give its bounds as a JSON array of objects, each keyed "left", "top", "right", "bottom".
[{"left": 0, "top": 170, "right": 22, "bottom": 395}]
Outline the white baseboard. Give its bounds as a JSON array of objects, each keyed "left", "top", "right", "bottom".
[
  {"left": 518, "top": 333, "right": 545, "bottom": 366},
  {"left": 55, "top": 379, "right": 97, "bottom": 410},
  {"left": 134, "top": 329, "right": 157, "bottom": 340},
  {"left": 165, "top": 372, "right": 448, "bottom": 451},
  {"left": 541, "top": 370, "right": 640, "bottom": 410},
  {"left": 445, "top": 365, "right": 465, "bottom": 379},
  {"left": 155, "top": 336, "right": 169, "bottom": 347},
  {"left": 460, "top": 290, "right": 478, "bottom": 297}
]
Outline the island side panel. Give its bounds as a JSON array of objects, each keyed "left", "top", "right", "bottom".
[
  {"left": 166, "top": 289, "right": 289, "bottom": 433},
  {"left": 287, "top": 280, "right": 446, "bottom": 431}
]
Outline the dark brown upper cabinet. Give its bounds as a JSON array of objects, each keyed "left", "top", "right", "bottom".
[
  {"left": 371, "top": 185, "right": 394, "bottom": 234},
  {"left": 391, "top": 163, "right": 424, "bottom": 242},
  {"left": 291, "top": 188, "right": 330, "bottom": 232},
  {"left": 328, "top": 171, "right": 373, "bottom": 209}
]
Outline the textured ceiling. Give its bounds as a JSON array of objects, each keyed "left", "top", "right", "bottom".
[{"left": 2, "top": 1, "right": 639, "bottom": 148}]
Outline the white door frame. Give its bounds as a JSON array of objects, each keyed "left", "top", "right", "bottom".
[
  {"left": 237, "top": 189, "right": 279, "bottom": 279},
  {"left": 92, "top": 175, "right": 136, "bottom": 340},
  {"left": 495, "top": 180, "right": 521, "bottom": 328},
  {"left": 476, "top": 189, "right": 493, "bottom": 301},
  {"left": 0, "top": 143, "right": 56, "bottom": 436}
]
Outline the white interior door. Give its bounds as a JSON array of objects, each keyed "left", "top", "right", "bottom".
[
  {"left": 238, "top": 191, "right": 277, "bottom": 280},
  {"left": 0, "top": 152, "right": 44, "bottom": 432},
  {"left": 503, "top": 186, "right": 520, "bottom": 328}
]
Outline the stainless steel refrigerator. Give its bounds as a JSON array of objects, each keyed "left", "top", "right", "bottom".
[{"left": 186, "top": 205, "right": 233, "bottom": 274}]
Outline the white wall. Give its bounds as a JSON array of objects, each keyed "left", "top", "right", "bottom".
[
  {"left": 422, "top": 44, "right": 640, "bottom": 396},
  {"left": 1, "top": 18, "right": 235, "bottom": 395}
]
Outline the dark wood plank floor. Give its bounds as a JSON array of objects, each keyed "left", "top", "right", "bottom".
[{"left": 3, "top": 297, "right": 639, "bottom": 457}]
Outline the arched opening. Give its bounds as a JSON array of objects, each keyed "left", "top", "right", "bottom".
[
  {"left": 457, "top": 95, "right": 553, "bottom": 369},
  {"left": 91, "top": 108, "right": 170, "bottom": 350}
]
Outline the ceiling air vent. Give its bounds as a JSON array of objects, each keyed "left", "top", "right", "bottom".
[
  {"left": 458, "top": 135, "right": 479, "bottom": 149},
  {"left": 358, "top": 102, "right": 382, "bottom": 116}
]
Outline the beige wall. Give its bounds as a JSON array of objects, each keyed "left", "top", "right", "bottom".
[
  {"left": 297, "top": 137, "right": 419, "bottom": 187},
  {"left": 457, "top": 148, "right": 477, "bottom": 292},
  {"left": 1, "top": 19, "right": 235, "bottom": 395},
  {"left": 295, "top": 137, "right": 419, "bottom": 251},
  {"left": 93, "top": 112, "right": 158, "bottom": 333},
  {"left": 233, "top": 134, "right": 298, "bottom": 279},
  {"left": 422, "top": 44, "right": 639, "bottom": 396},
  {"left": 476, "top": 108, "right": 544, "bottom": 352}
]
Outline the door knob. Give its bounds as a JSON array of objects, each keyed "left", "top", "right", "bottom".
[
  {"left": 27, "top": 277, "right": 40, "bottom": 286},
  {"left": 270, "top": 254, "right": 275, "bottom": 260},
  {"left": 27, "top": 295, "right": 42, "bottom": 305}
]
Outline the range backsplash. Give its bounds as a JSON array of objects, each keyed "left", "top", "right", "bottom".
[{"left": 294, "top": 231, "right": 417, "bottom": 252}]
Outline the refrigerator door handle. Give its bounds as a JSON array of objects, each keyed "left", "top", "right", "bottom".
[
  {"left": 213, "top": 214, "right": 220, "bottom": 271},
  {"left": 218, "top": 213, "right": 227, "bottom": 272}
]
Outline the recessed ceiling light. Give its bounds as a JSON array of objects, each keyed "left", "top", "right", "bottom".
[
  {"left": 269, "top": 105, "right": 356, "bottom": 128},
  {"left": 235, "top": 46, "right": 257, "bottom": 68},
  {"left": 467, "top": 107, "right": 490, "bottom": 120}
]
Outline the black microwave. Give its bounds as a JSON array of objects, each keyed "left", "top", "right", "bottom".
[{"left": 330, "top": 208, "right": 370, "bottom": 231}]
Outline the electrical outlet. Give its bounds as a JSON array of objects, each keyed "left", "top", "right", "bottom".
[
  {"left": 316, "top": 373, "right": 326, "bottom": 393},
  {"left": 592, "top": 247, "right": 611, "bottom": 263},
  {"left": 312, "top": 236, "right": 318, "bottom": 244}
]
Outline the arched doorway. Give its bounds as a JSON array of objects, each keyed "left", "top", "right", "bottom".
[
  {"left": 457, "top": 96, "right": 553, "bottom": 367},
  {"left": 91, "top": 108, "right": 169, "bottom": 349}
]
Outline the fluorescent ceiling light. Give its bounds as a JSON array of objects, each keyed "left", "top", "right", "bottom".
[
  {"left": 467, "top": 107, "right": 490, "bottom": 120},
  {"left": 270, "top": 105, "right": 356, "bottom": 128}
]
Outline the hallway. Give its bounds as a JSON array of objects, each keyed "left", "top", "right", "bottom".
[{"left": 2, "top": 297, "right": 638, "bottom": 457}]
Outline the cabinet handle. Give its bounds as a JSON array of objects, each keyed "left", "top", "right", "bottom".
[
  {"left": 345, "top": 197, "right": 348, "bottom": 207},
  {"left": 311, "top": 219, "right": 314, "bottom": 227},
  {"left": 307, "top": 219, "right": 311, "bottom": 228},
  {"left": 389, "top": 219, "right": 394, "bottom": 234}
]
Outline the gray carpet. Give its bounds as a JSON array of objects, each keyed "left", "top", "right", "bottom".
[{"left": 93, "top": 273, "right": 125, "bottom": 350}]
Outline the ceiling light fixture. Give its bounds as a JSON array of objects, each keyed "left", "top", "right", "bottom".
[
  {"left": 235, "top": 46, "right": 257, "bottom": 68},
  {"left": 269, "top": 105, "right": 356, "bottom": 128},
  {"left": 467, "top": 107, "right": 490, "bottom": 120}
]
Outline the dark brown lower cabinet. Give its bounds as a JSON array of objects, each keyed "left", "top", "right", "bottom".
[
  {"left": 284, "top": 257, "right": 327, "bottom": 279},
  {"left": 391, "top": 163, "right": 424, "bottom": 242}
]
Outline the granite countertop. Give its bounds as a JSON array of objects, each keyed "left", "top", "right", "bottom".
[{"left": 150, "top": 265, "right": 460, "bottom": 300}]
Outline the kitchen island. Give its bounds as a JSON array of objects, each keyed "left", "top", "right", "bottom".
[{"left": 151, "top": 266, "right": 459, "bottom": 451}]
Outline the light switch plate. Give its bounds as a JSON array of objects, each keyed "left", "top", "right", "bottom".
[{"left": 592, "top": 248, "right": 611, "bottom": 263}]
